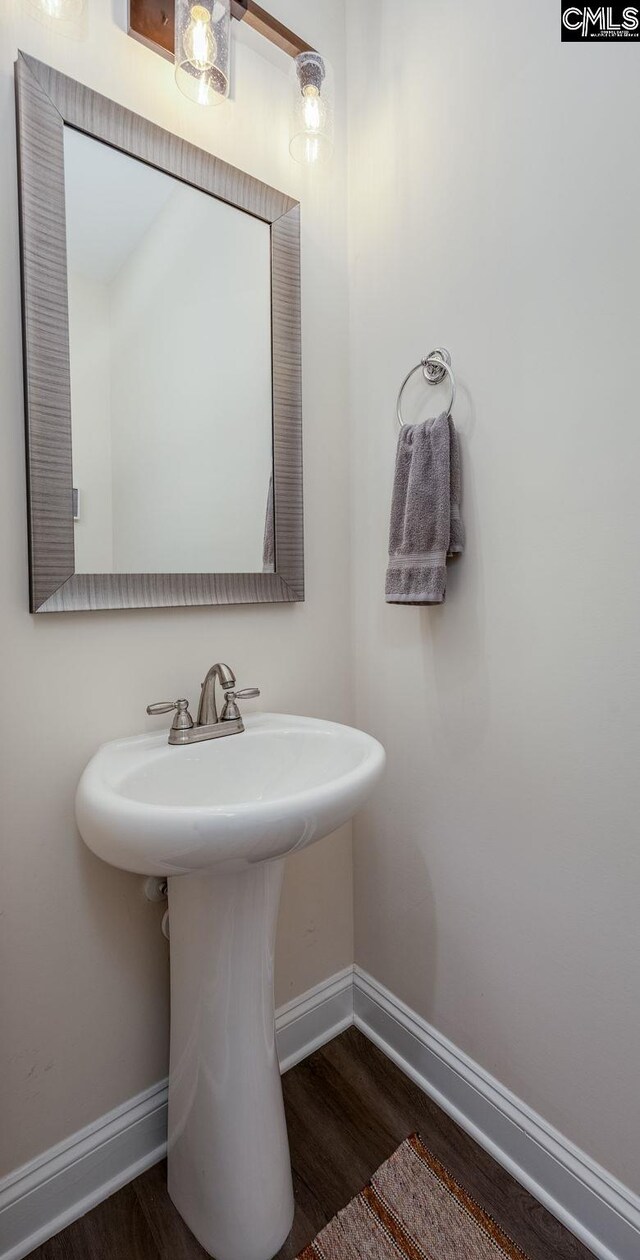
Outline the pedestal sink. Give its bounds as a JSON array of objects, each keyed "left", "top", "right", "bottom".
[{"left": 76, "top": 713, "right": 385, "bottom": 1260}]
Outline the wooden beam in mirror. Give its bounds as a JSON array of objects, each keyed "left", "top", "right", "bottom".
[
  {"left": 128, "top": 0, "right": 313, "bottom": 62},
  {"left": 15, "top": 52, "right": 304, "bottom": 612}
]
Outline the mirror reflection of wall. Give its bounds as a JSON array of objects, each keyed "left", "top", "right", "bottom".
[{"left": 64, "top": 127, "right": 274, "bottom": 575}]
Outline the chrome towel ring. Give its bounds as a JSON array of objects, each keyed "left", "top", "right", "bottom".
[{"left": 396, "top": 347, "right": 456, "bottom": 428}]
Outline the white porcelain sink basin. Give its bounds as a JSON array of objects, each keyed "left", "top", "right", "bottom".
[
  {"left": 76, "top": 713, "right": 384, "bottom": 1260},
  {"left": 77, "top": 713, "right": 385, "bottom": 876}
]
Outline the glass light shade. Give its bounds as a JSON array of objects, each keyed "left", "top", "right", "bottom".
[
  {"left": 175, "top": 0, "right": 230, "bottom": 106},
  {"left": 28, "top": 0, "right": 84, "bottom": 16},
  {"left": 290, "top": 52, "right": 334, "bottom": 166}
]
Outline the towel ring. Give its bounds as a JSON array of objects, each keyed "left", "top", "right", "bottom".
[{"left": 396, "top": 347, "right": 456, "bottom": 428}]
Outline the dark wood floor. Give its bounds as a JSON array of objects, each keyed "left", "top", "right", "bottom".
[{"left": 28, "top": 1027, "right": 594, "bottom": 1260}]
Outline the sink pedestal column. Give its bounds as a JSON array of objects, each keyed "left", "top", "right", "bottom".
[{"left": 167, "top": 859, "right": 294, "bottom": 1260}]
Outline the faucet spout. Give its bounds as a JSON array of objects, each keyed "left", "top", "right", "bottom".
[{"left": 197, "top": 663, "right": 236, "bottom": 727}]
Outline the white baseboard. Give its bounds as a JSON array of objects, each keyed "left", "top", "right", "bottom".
[
  {"left": 2, "top": 966, "right": 638, "bottom": 1260},
  {"left": 275, "top": 965, "right": 354, "bottom": 1073},
  {"left": 353, "top": 966, "right": 640, "bottom": 1260},
  {"left": 0, "top": 968, "right": 353, "bottom": 1260},
  {"left": 0, "top": 1080, "right": 168, "bottom": 1260}
]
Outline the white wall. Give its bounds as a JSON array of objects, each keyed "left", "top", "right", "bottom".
[
  {"left": 0, "top": 0, "right": 352, "bottom": 1178},
  {"left": 347, "top": 0, "right": 640, "bottom": 1193}
]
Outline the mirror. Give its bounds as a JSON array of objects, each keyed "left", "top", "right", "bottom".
[
  {"left": 16, "top": 53, "right": 303, "bottom": 613},
  {"left": 65, "top": 129, "right": 274, "bottom": 576},
  {"left": 65, "top": 129, "right": 275, "bottom": 576}
]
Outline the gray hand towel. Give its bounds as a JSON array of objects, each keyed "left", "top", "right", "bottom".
[
  {"left": 386, "top": 412, "right": 464, "bottom": 604},
  {"left": 448, "top": 415, "right": 465, "bottom": 557}
]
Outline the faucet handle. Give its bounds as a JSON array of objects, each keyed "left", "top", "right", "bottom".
[
  {"left": 220, "top": 688, "right": 260, "bottom": 722},
  {"left": 146, "top": 699, "right": 194, "bottom": 731}
]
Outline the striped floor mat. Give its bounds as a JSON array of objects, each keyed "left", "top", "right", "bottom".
[{"left": 298, "top": 1133, "right": 530, "bottom": 1260}]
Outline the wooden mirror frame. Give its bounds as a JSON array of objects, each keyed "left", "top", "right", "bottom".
[{"left": 15, "top": 53, "right": 303, "bottom": 613}]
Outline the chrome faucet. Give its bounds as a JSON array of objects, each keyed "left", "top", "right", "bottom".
[
  {"left": 147, "top": 662, "right": 260, "bottom": 746},
  {"left": 197, "top": 662, "right": 236, "bottom": 726}
]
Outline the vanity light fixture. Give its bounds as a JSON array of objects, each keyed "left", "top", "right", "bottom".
[{"left": 128, "top": 0, "right": 333, "bottom": 163}]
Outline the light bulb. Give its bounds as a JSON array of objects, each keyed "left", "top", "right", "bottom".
[
  {"left": 183, "top": 5, "right": 217, "bottom": 71},
  {"left": 302, "top": 85, "right": 322, "bottom": 133},
  {"left": 302, "top": 137, "right": 319, "bottom": 164}
]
